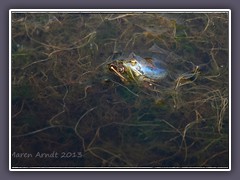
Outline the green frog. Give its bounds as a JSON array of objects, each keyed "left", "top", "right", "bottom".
[{"left": 108, "top": 52, "right": 168, "bottom": 85}]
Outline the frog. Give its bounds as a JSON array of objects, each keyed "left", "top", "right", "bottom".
[
  {"left": 108, "top": 44, "right": 201, "bottom": 92},
  {"left": 108, "top": 52, "right": 168, "bottom": 86}
]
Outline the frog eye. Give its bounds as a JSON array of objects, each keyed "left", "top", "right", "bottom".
[{"left": 130, "top": 60, "right": 137, "bottom": 66}]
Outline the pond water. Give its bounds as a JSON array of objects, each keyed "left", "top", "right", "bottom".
[{"left": 11, "top": 11, "right": 229, "bottom": 168}]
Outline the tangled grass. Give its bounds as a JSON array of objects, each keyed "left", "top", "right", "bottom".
[{"left": 11, "top": 12, "right": 229, "bottom": 168}]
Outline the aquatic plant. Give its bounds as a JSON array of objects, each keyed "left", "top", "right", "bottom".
[{"left": 11, "top": 12, "right": 229, "bottom": 168}]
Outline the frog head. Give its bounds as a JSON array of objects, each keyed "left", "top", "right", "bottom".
[
  {"left": 108, "top": 53, "right": 147, "bottom": 83},
  {"left": 108, "top": 53, "right": 167, "bottom": 84}
]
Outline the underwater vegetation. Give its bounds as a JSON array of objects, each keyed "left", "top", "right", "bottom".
[{"left": 11, "top": 12, "right": 229, "bottom": 168}]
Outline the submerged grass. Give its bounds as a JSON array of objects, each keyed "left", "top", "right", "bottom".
[{"left": 11, "top": 12, "right": 229, "bottom": 168}]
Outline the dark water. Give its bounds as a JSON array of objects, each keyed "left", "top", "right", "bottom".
[{"left": 11, "top": 12, "right": 229, "bottom": 168}]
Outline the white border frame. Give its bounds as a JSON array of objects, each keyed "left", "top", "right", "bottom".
[{"left": 9, "top": 9, "right": 231, "bottom": 171}]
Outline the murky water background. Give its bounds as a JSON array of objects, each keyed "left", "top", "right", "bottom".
[{"left": 11, "top": 12, "right": 229, "bottom": 168}]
